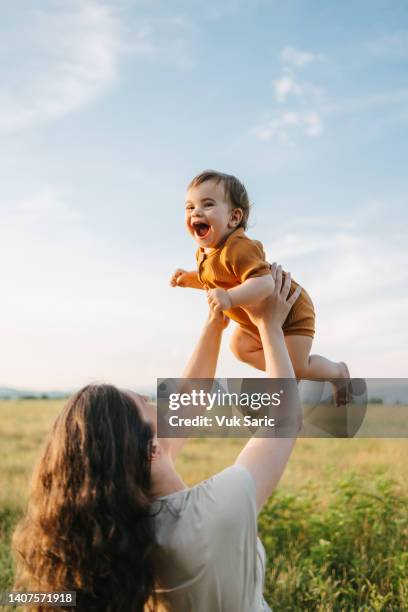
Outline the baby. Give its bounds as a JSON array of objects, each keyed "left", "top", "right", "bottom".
[{"left": 171, "top": 170, "right": 350, "bottom": 405}]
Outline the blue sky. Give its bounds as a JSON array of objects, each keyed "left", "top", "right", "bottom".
[{"left": 1, "top": 0, "right": 407, "bottom": 390}]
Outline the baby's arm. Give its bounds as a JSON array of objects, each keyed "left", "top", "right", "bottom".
[
  {"left": 228, "top": 275, "right": 275, "bottom": 307},
  {"left": 207, "top": 274, "right": 274, "bottom": 313},
  {"left": 170, "top": 268, "right": 205, "bottom": 290}
]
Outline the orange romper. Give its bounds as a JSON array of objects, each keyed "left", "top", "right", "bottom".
[{"left": 196, "top": 228, "right": 315, "bottom": 339}]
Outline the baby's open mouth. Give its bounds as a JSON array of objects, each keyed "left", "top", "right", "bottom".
[{"left": 192, "top": 221, "right": 210, "bottom": 238}]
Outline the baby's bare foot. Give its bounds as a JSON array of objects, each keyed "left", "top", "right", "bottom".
[{"left": 332, "top": 362, "right": 351, "bottom": 407}]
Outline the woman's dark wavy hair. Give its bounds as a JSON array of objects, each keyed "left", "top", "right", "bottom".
[{"left": 12, "top": 384, "right": 158, "bottom": 611}]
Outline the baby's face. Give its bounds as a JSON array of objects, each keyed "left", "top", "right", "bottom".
[{"left": 185, "top": 180, "right": 238, "bottom": 249}]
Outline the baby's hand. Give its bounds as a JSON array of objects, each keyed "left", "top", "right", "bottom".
[
  {"left": 170, "top": 268, "right": 190, "bottom": 287},
  {"left": 207, "top": 288, "right": 232, "bottom": 314}
]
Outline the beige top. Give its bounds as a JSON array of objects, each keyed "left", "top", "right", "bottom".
[{"left": 152, "top": 465, "right": 271, "bottom": 612}]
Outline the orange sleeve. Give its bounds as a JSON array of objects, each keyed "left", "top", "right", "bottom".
[{"left": 222, "top": 237, "right": 271, "bottom": 282}]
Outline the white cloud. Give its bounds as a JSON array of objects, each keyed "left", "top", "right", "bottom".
[
  {"left": 252, "top": 110, "right": 323, "bottom": 143},
  {"left": 253, "top": 44, "right": 325, "bottom": 145},
  {"left": 253, "top": 39, "right": 408, "bottom": 146},
  {"left": 280, "top": 46, "right": 319, "bottom": 67},
  {"left": 273, "top": 72, "right": 303, "bottom": 102},
  {"left": 0, "top": 3, "right": 198, "bottom": 132},
  {"left": 0, "top": 0, "right": 121, "bottom": 132},
  {"left": 274, "top": 46, "right": 321, "bottom": 104},
  {"left": 304, "top": 111, "right": 323, "bottom": 135},
  {"left": 256, "top": 84, "right": 408, "bottom": 145}
]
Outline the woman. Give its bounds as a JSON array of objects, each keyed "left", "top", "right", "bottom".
[{"left": 13, "top": 265, "right": 301, "bottom": 611}]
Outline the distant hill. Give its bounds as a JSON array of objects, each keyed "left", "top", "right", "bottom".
[
  {"left": 0, "top": 387, "right": 70, "bottom": 400},
  {"left": 0, "top": 386, "right": 155, "bottom": 400},
  {"left": 1, "top": 380, "right": 407, "bottom": 404},
  {"left": 365, "top": 379, "right": 408, "bottom": 404}
]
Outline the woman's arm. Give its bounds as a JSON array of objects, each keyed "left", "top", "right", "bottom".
[
  {"left": 235, "top": 266, "right": 302, "bottom": 513},
  {"left": 165, "top": 310, "right": 228, "bottom": 459},
  {"left": 182, "top": 311, "right": 228, "bottom": 378}
]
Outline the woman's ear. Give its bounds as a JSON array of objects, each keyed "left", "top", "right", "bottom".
[
  {"left": 229, "top": 207, "right": 243, "bottom": 228},
  {"left": 149, "top": 438, "right": 162, "bottom": 461}
]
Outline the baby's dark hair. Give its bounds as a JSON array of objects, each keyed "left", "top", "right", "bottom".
[{"left": 188, "top": 170, "right": 251, "bottom": 230}]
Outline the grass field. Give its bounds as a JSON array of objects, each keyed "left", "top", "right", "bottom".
[{"left": 1, "top": 399, "right": 408, "bottom": 610}]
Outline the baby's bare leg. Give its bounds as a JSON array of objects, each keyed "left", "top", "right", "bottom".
[
  {"left": 285, "top": 335, "right": 351, "bottom": 405},
  {"left": 284, "top": 335, "right": 346, "bottom": 380},
  {"left": 230, "top": 327, "right": 265, "bottom": 371},
  {"left": 230, "top": 329, "right": 349, "bottom": 401}
]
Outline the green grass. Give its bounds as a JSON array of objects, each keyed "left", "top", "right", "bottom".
[
  {"left": 0, "top": 504, "right": 22, "bottom": 596},
  {"left": 260, "top": 477, "right": 408, "bottom": 610},
  {"left": 1, "top": 400, "right": 408, "bottom": 610}
]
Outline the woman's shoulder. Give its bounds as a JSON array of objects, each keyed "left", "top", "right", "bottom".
[
  {"left": 207, "top": 463, "right": 256, "bottom": 499},
  {"left": 157, "top": 464, "right": 255, "bottom": 499},
  {"left": 154, "top": 465, "right": 257, "bottom": 527}
]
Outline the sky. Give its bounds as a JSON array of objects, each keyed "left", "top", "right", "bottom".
[{"left": 1, "top": 0, "right": 407, "bottom": 391}]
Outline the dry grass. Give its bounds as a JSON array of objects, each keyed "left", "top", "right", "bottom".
[
  {"left": 1, "top": 399, "right": 407, "bottom": 508},
  {"left": 1, "top": 399, "right": 408, "bottom": 608}
]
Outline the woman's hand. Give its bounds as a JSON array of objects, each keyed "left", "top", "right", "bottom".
[
  {"left": 207, "top": 301, "right": 230, "bottom": 329},
  {"left": 206, "top": 289, "right": 230, "bottom": 328},
  {"left": 244, "top": 263, "right": 301, "bottom": 329}
]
